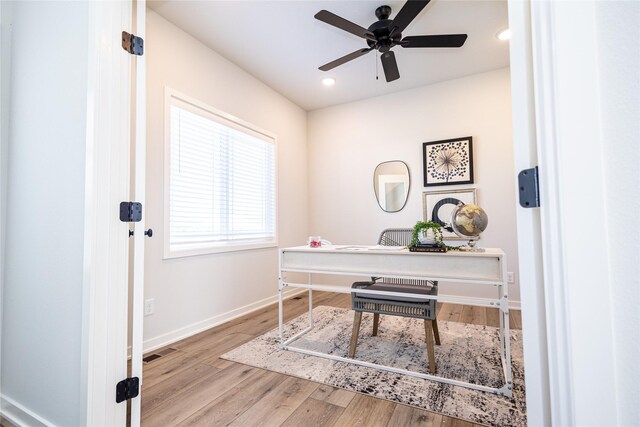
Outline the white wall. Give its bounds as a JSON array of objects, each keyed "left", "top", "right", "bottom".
[
  {"left": 307, "top": 68, "right": 520, "bottom": 304},
  {"left": 1, "top": 2, "right": 89, "bottom": 425},
  {"left": 143, "top": 10, "right": 308, "bottom": 350},
  {"left": 596, "top": 1, "right": 640, "bottom": 424}
]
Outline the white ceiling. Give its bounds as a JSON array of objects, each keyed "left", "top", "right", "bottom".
[{"left": 149, "top": 0, "right": 510, "bottom": 111}]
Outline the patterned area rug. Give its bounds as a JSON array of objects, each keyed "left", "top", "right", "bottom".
[{"left": 221, "top": 306, "right": 526, "bottom": 427}]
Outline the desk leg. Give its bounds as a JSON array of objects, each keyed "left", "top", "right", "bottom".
[
  {"left": 278, "top": 277, "right": 284, "bottom": 348},
  {"left": 308, "top": 273, "right": 313, "bottom": 327},
  {"left": 499, "top": 282, "right": 513, "bottom": 397}
]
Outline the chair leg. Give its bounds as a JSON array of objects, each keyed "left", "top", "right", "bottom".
[
  {"left": 432, "top": 318, "right": 441, "bottom": 345},
  {"left": 424, "top": 319, "right": 437, "bottom": 374},
  {"left": 372, "top": 313, "right": 380, "bottom": 336},
  {"left": 349, "top": 311, "right": 363, "bottom": 358}
]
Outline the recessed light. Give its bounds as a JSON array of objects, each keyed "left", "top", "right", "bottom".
[
  {"left": 322, "top": 77, "right": 336, "bottom": 86},
  {"left": 497, "top": 28, "right": 511, "bottom": 41}
]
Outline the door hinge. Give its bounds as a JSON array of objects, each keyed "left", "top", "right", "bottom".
[
  {"left": 518, "top": 166, "right": 540, "bottom": 208},
  {"left": 120, "top": 202, "right": 142, "bottom": 222},
  {"left": 116, "top": 377, "right": 139, "bottom": 403},
  {"left": 122, "top": 31, "right": 144, "bottom": 56}
]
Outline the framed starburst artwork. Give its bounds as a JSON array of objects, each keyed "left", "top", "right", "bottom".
[{"left": 422, "top": 136, "right": 474, "bottom": 187}]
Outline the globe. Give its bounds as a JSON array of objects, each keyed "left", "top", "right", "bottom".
[{"left": 450, "top": 203, "right": 488, "bottom": 251}]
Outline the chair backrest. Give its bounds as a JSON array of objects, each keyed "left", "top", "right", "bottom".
[
  {"left": 377, "top": 228, "right": 437, "bottom": 288},
  {"left": 378, "top": 228, "right": 414, "bottom": 247}
]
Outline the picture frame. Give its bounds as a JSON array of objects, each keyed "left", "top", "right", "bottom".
[
  {"left": 423, "top": 188, "right": 477, "bottom": 240},
  {"left": 422, "top": 136, "right": 474, "bottom": 187}
]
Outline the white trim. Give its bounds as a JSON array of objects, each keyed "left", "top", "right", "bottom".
[
  {"left": 529, "top": 2, "right": 576, "bottom": 424},
  {"left": 129, "top": 0, "right": 146, "bottom": 425},
  {"left": 164, "top": 240, "right": 278, "bottom": 259},
  {"left": 523, "top": 1, "right": 620, "bottom": 425},
  {"left": 507, "top": 1, "right": 551, "bottom": 425},
  {"left": 1, "top": 395, "right": 52, "bottom": 427},
  {"left": 141, "top": 288, "right": 305, "bottom": 354},
  {"left": 0, "top": 1, "right": 12, "bottom": 401},
  {"left": 162, "top": 87, "right": 279, "bottom": 259}
]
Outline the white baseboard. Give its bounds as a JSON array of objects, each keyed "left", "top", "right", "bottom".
[
  {"left": 1, "top": 395, "right": 51, "bottom": 427},
  {"left": 142, "top": 287, "right": 306, "bottom": 354}
]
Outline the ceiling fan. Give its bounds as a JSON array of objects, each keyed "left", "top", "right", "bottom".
[{"left": 314, "top": 0, "right": 468, "bottom": 82}]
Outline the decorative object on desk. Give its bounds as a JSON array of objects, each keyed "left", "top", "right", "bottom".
[
  {"left": 308, "top": 236, "right": 322, "bottom": 247},
  {"left": 450, "top": 203, "right": 488, "bottom": 252},
  {"left": 423, "top": 136, "right": 474, "bottom": 187},
  {"left": 373, "top": 160, "right": 410, "bottom": 213},
  {"left": 308, "top": 236, "right": 332, "bottom": 247},
  {"left": 423, "top": 188, "right": 477, "bottom": 240},
  {"left": 221, "top": 306, "right": 527, "bottom": 427},
  {"left": 409, "top": 244, "right": 447, "bottom": 253},
  {"left": 410, "top": 221, "right": 444, "bottom": 247}
]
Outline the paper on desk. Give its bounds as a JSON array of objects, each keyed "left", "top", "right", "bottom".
[{"left": 367, "top": 245, "right": 407, "bottom": 251}]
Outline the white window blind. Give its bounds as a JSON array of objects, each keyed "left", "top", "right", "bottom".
[{"left": 167, "top": 95, "right": 276, "bottom": 256}]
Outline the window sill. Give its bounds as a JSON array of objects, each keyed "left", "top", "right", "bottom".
[{"left": 163, "top": 240, "right": 278, "bottom": 259}]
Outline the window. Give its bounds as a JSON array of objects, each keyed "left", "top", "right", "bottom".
[{"left": 164, "top": 89, "right": 277, "bottom": 257}]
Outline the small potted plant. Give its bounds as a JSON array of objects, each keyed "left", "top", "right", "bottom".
[{"left": 410, "top": 221, "right": 444, "bottom": 247}]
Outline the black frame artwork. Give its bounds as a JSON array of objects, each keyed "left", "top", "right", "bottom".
[{"left": 422, "top": 136, "right": 474, "bottom": 187}]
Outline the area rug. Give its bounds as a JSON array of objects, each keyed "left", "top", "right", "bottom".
[{"left": 221, "top": 306, "right": 526, "bottom": 427}]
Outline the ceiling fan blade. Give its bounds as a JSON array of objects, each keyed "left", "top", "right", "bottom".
[
  {"left": 389, "top": 0, "right": 431, "bottom": 38},
  {"left": 402, "top": 34, "right": 468, "bottom": 48},
  {"left": 380, "top": 51, "right": 400, "bottom": 82},
  {"left": 315, "top": 10, "right": 375, "bottom": 40},
  {"left": 319, "top": 48, "right": 374, "bottom": 71}
]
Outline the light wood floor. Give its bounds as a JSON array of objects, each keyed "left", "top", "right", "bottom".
[{"left": 140, "top": 292, "right": 522, "bottom": 427}]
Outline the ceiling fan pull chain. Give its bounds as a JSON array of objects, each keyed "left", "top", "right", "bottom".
[{"left": 376, "top": 53, "right": 379, "bottom": 80}]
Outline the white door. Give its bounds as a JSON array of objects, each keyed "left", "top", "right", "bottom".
[{"left": 83, "top": 1, "right": 135, "bottom": 425}]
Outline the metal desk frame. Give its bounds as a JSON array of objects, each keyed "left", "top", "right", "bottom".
[{"left": 278, "top": 245, "right": 513, "bottom": 398}]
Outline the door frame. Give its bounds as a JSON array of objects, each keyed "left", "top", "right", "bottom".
[
  {"left": 129, "top": 0, "right": 147, "bottom": 424},
  {"left": 82, "top": 0, "right": 620, "bottom": 424},
  {"left": 509, "top": 1, "right": 619, "bottom": 425}
]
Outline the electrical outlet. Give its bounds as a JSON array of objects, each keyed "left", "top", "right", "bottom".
[
  {"left": 507, "top": 272, "right": 515, "bottom": 284},
  {"left": 144, "top": 299, "right": 155, "bottom": 316}
]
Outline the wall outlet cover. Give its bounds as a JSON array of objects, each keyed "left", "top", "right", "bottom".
[{"left": 144, "top": 299, "right": 155, "bottom": 316}]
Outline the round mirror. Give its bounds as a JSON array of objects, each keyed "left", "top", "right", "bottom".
[{"left": 373, "top": 161, "right": 410, "bottom": 212}]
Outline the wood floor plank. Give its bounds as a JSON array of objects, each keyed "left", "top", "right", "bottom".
[
  {"left": 436, "top": 303, "right": 463, "bottom": 322},
  {"left": 177, "top": 369, "right": 286, "bottom": 426},
  {"left": 0, "top": 416, "right": 17, "bottom": 427},
  {"left": 229, "top": 376, "right": 319, "bottom": 426},
  {"left": 205, "top": 356, "right": 236, "bottom": 370},
  {"left": 141, "top": 363, "right": 257, "bottom": 426},
  {"left": 281, "top": 397, "right": 345, "bottom": 427},
  {"left": 142, "top": 351, "right": 199, "bottom": 390},
  {"left": 485, "top": 307, "right": 500, "bottom": 328},
  {"left": 460, "top": 305, "right": 486, "bottom": 326},
  {"left": 510, "top": 310, "right": 522, "bottom": 330},
  {"left": 441, "top": 416, "right": 476, "bottom": 427},
  {"left": 189, "top": 332, "right": 255, "bottom": 361},
  {"left": 141, "top": 362, "right": 219, "bottom": 414},
  {"left": 333, "top": 394, "right": 396, "bottom": 427},
  {"left": 387, "top": 404, "right": 443, "bottom": 427},
  {"left": 310, "top": 384, "right": 356, "bottom": 408}
]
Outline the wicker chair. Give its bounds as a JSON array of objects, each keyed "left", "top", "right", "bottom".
[{"left": 348, "top": 228, "right": 441, "bottom": 374}]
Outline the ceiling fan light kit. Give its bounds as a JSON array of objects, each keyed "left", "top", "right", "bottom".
[
  {"left": 315, "top": 0, "right": 468, "bottom": 83},
  {"left": 322, "top": 77, "right": 336, "bottom": 86}
]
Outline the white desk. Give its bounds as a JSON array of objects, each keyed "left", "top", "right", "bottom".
[{"left": 278, "top": 245, "right": 513, "bottom": 397}]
